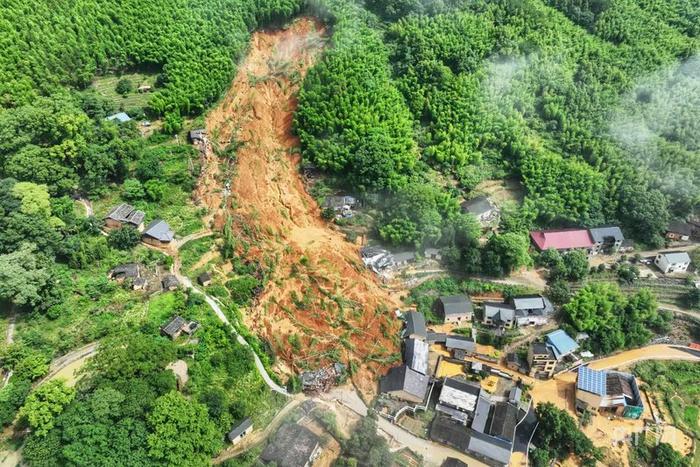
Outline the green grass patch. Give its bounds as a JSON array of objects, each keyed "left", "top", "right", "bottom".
[
  {"left": 180, "top": 236, "right": 217, "bottom": 275},
  {"left": 91, "top": 72, "right": 158, "bottom": 112}
]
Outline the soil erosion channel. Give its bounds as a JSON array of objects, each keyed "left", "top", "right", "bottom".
[{"left": 201, "top": 18, "right": 400, "bottom": 397}]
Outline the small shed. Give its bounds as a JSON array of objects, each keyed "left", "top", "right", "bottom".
[
  {"left": 105, "top": 112, "right": 131, "bottom": 123},
  {"left": 188, "top": 129, "right": 207, "bottom": 143},
  {"left": 227, "top": 417, "right": 253, "bottom": 445},
  {"left": 161, "top": 274, "right": 180, "bottom": 291},
  {"left": 137, "top": 85, "right": 152, "bottom": 93},
  {"left": 197, "top": 272, "right": 212, "bottom": 287}
]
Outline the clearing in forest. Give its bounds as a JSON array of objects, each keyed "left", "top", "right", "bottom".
[{"left": 200, "top": 18, "right": 401, "bottom": 398}]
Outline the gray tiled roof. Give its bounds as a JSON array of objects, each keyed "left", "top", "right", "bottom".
[
  {"left": 161, "top": 316, "right": 186, "bottom": 337},
  {"left": 404, "top": 338, "right": 429, "bottom": 375},
  {"left": 379, "top": 365, "right": 429, "bottom": 401},
  {"left": 461, "top": 196, "right": 495, "bottom": 216},
  {"left": 484, "top": 302, "right": 515, "bottom": 322},
  {"left": 144, "top": 219, "right": 174, "bottom": 242},
  {"left": 445, "top": 335, "right": 476, "bottom": 352},
  {"left": 439, "top": 295, "right": 473, "bottom": 316},
  {"left": 404, "top": 311, "right": 427, "bottom": 339},
  {"left": 589, "top": 226, "right": 624, "bottom": 243},
  {"left": 658, "top": 251, "right": 691, "bottom": 264},
  {"left": 227, "top": 417, "right": 252, "bottom": 441}
]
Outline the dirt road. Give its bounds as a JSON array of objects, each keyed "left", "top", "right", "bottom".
[{"left": 201, "top": 18, "right": 401, "bottom": 398}]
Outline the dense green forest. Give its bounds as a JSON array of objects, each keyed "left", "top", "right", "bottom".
[{"left": 0, "top": 0, "right": 699, "bottom": 463}]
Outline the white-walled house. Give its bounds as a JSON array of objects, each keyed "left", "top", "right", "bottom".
[{"left": 654, "top": 251, "right": 691, "bottom": 274}]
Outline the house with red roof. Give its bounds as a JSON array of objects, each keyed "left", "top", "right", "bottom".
[{"left": 530, "top": 229, "right": 594, "bottom": 253}]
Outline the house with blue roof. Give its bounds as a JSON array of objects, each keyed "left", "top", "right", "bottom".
[
  {"left": 527, "top": 329, "right": 579, "bottom": 379},
  {"left": 545, "top": 329, "right": 579, "bottom": 360},
  {"left": 105, "top": 112, "right": 132, "bottom": 123},
  {"left": 575, "top": 366, "right": 644, "bottom": 419}
]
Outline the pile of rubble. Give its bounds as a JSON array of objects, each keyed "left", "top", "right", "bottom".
[{"left": 300, "top": 363, "right": 346, "bottom": 393}]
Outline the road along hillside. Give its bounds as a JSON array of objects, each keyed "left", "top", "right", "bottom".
[{"left": 200, "top": 18, "right": 401, "bottom": 398}]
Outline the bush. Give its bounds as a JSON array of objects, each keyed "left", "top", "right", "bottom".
[
  {"left": 115, "top": 78, "right": 134, "bottom": 96},
  {"left": 108, "top": 226, "right": 141, "bottom": 250}
]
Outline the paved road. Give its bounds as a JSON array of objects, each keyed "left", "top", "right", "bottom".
[
  {"left": 176, "top": 274, "right": 289, "bottom": 396},
  {"left": 35, "top": 342, "right": 99, "bottom": 387},
  {"left": 322, "top": 387, "right": 488, "bottom": 467}
]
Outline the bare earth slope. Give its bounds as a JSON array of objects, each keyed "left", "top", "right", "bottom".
[{"left": 200, "top": 18, "right": 400, "bottom": 397}]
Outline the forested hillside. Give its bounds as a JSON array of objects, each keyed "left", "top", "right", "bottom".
[
  {"left": 0, "top": 0, "right": 699, "bottom": 463},
  {"left": 297, "top": 0, "right": 700, "bottom": 247}
]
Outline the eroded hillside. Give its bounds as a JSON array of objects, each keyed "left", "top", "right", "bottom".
[{"left": 199, "top": 18, "right": 401, "bottom": 397}]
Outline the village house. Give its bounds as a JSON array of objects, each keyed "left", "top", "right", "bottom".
[
  {"left": 392, "top": 251, "right": 416, "bottom": 267},
  {"left": 404, "top": 338, "right": 429, "bottom": 375},
  {"left": 104, "top": 203, "right": 146, "bottom": 231},
  {"left": 161, "top": 274, "right": 180, "bottom": 291},
  {"left": 427, "top": 331, "right": 447, "bottom": 344},
  {"left": 654, "top": 251, "right": 691, "bottom": 274},
  {"left": 108, "top": 263, "right": 140, "bottom": 282},
  {"left": 575, "top": 366, "right": 644, "bottom": 419},
  {"left": 588, "top": 226, "right": 625, "bottom": 254},
  {"left": 435, "top": 295, "right": 473, "bottom": 325},
  {"left": 528, "top": 342, "right": 557, "bottom": 379},
  {"left": 227, "top": 417, "right": 253, "bottom": 446},
  {"left": 529, "top": 228, "right": 594, "bottom": 253},
  {"left": 445, "top": 335, "right": 477, "bottom": 360},
  {"left": 424, "top": 247, "right": 442, "bottom": 261},
  {"left": 544, "top": 329, "right": 579, "bottom": 361},
  {"left": 323, "top": 195, "right": 357, "bottom": 211},
  {"left": 403, "top": 311, "right": 427, "bottom": 341},
  {"left": 431, "top": 383, "right": 527, "bottom": 467},
  {"left": 665, "top": 220, "right": 693, "bottom": 241},
  {"left": 482, "top": 302, "right": 516, "bottom": 329},
  {"left": 461, "top": 196, "right": 499, "bottom": 225},
  {"left": 160, "top": 316, "right": 199, "bottom": 340},
  {"left": 197, "top": 272, "right": 212, "bottom": 287},
  {"left": 436, "top": 378, "right": 481, "bottom": 424},
  {"left": 105, "top": 112, "right": 131, "bottom": 123},
  {"left": 260, "top": 422, "right": 322, "bottom": 467},
  {"left": 188, "top": 129, "right": 207, "bottom": 143},
  {"left": 379, "top": 365, "right": 430, "bottom": 404},
  {"left": 511, "top": 295, "right": 554, "bottom": 326},
  {"left": 142, "top": 219, "right": 175, "bottom": 246}
]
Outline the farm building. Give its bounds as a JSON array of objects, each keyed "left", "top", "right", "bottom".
[
  {"left": 460, "top": 196, "right": 499, "bottom": 225},
  {"left": 104, "top": 203, "right": 146, "bottom": 231},
  {"left": 483, "top": 302, "right": 515, "bottom": 329},
  {"left": 105, "top": 112, "right": 131, "bottom": 123},
  {"left": 143, "top": 219, "right": 175, "bottom": 246},
  {"left": 227, "top": 418, "right": 253, "bottom": 445},
  {"left": 161, "top": 274, "right": 180, "bottom": 291},
  {"left": 529, "top": 228, "right": 594, "bottom": 253},
  {"left": 197, "top": 272, "right": 212, "bottom": 286},
  {"left": 665, "top": 220, "right": 693, "bottom": 241},
  {"left": 160, "top": 316, "right": 199, "bottom": 340},
  {"left": 189, "top": 129, "right": 207, "bottom": 143},
  {"left": 108, "top": 263, "right": 140, "bottom": 282}
]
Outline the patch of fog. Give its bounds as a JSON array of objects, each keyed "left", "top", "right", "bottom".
[{"left": 609, "top": 54, "right": 700, "bottom": 208}]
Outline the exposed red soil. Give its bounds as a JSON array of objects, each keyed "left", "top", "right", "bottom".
[{"left": 200, "top": 18, "right": 400, "bottom": 398}]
